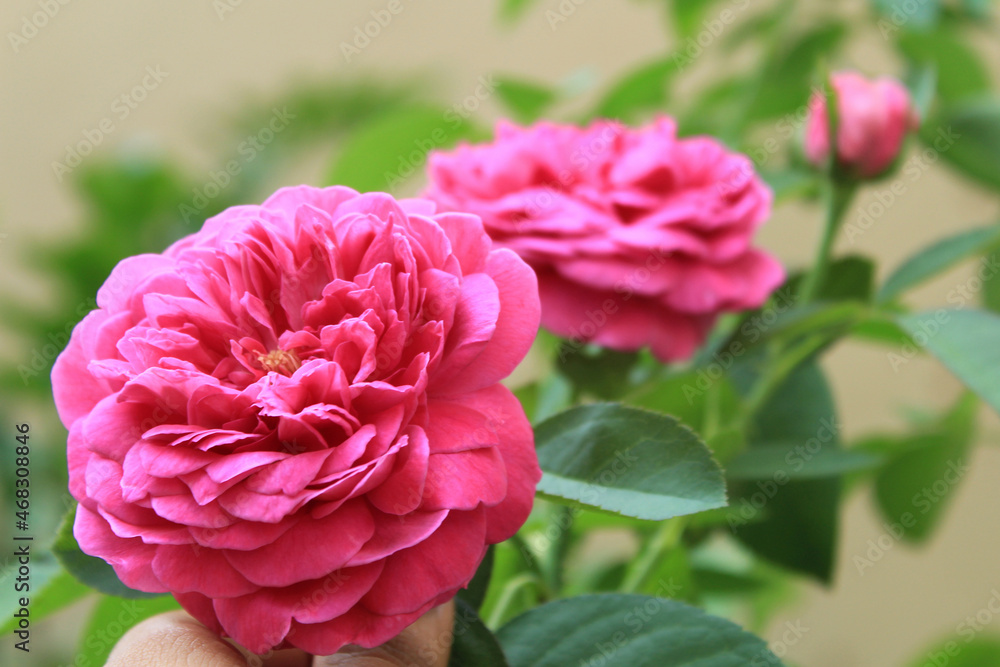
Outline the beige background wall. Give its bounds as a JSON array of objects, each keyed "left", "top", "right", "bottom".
[{"left": 2, "top": 1, "right": 999, "bottom": 665}]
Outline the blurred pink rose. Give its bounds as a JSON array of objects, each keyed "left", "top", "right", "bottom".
[
  {"left": 805, "top": 71, "right": 920, "bottom": 178},
  {"left": 52, "top": 186, "right": 541, "bottom": 655},
  {"left": 424, "top": 117, "right": 784, "bottom": 361}
]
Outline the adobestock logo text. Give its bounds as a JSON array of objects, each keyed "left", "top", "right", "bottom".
[{"left": 8, "top": 0, "right": 74, "bottom": 53}]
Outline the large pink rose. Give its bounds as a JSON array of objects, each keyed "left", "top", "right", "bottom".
[
  {"left": 424, "top": 117, "right": 784, "bottom": 362},
  {"left": 51, "top": 186, "right": 541, "bottom": 655},
  {"left": 805, "top": 71, "right": 920, "bottom": 178}
]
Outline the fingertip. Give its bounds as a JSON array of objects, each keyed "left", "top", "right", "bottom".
[{"left": 105, "top": 610, "right": 246, "bottom": 667}]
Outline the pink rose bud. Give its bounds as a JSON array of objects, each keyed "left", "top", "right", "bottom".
[{"left": 805, "top": 71, "right": 920, "bottom": 179}]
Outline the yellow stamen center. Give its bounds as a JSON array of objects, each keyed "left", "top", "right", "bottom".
[{"left": 257, "top": 349, "right": 302, "bottom": 376}]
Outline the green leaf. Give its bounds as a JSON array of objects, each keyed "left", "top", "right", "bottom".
[
  {"left": 905, "top": 65, "right": 937, "bottom": 120},
  {"left": 678, "top": 77, "right": 750, "bottom": 140},
  {"left": 897, "top": 28, "right": 990, "bottom": 104},
  {"left": 515, "top": 373, "right": 574, "bottom": 426},
  {"left": 907, "top": 635, "right": 1000, "bottom": 667},
  {"left": 700, "top": 292, "right": 847, "bottom": 363},
  {"left": 873, "top": 394, "right": 976, "bottom": 542},
  {"left": 728, "top": 479, "right": 840, "bottom": 582},
  {"left": 815, "top": 255, "right": 876, "bottom": 302},
  {"left": 556, "top": 346, "right": 639, "bottom": 400},
  {"left": 499, "top": 0, "right": 535, "bottom": 23},
  {"left": 692, "top": 566, "right": 769, "bottom": 596},
  {"left": 77, "top": 594, "right": 181, "bottom": 667},
  {"left": 896, "top": 309, "right": 1000, "bottom": 415},
  {"left": 961, "top": 0, "right": 993, "bottom": 19},
  {"left": 729, "top": 360, "right": 842, "bottom": 582},
  {"left": 780, "top": 256, "right": 874, "bottom": 305},
  {"left": 53, "top": 506, "right": 164, "bottom": 599},
  {"left": 534, "top": 404, "right": 727, "bottom": 521},
  {"left": 851, "top": 315, "right": 916, "bottom": 347},
  {"left": 534, "top": 373, "right": 574, "bottom": 424},
  {"left": 734, "top": 360, "right": 835, "bottom": 445},
  {"left": 706, "top": 428, "right": 747, "bottom": 467},
  {"left": 726, "top": 444, "right": 883, "bottom": 480},
  {"left": 497, "top": 594, "right": 783, "bottom": 666},
  {"left": 878, "top": 225, "right": 1000, "bottom": 303},
  {"left": 720, "top": 1, "right": 787, "bottom": 53},
  {"left": 627, "top": 372, "right": 741, "bottom": 438},
  {"left": 982, "top": 251, "right": 1000, "bottom": 313},
  {"left": 873, "top": 0, "right": 941, "bottom": 31},
  {"left": 450, "top": 598, "right": 510, "bottom": 667},
  {"left": 75, "top": 156, "right": 190, "bottom": 239},
  {"left": 458, "top": 547, "right": 494, "bottom": 611},
  {"left": 495, "top": 77, "right": 557, "bottom": 123},
  {"left": 927, "top": 99, "right": 1000, "bottom": 193},
  {"left": 229, "top": 79, "right": 419, "bottom": 149},
  {"left": 754, "top": 303, "right": 867, "bottom": 351},
  {"left": 592, "top": 58, "right": 678, "bottom": 122},
  {"left": 670, "top": 0, "right": 721, "bottom": 39},
  {"left": 626, "top": 372, "right": 709, "bottom": 428},
  {"left": 746, "top": 23, "right": 847, "bottom": 124},
  {"left": 326, "top": 106, "right": 481, "bottom": 193}
]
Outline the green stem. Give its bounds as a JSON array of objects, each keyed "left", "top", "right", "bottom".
[
  {"left": 486, "top": 573, "right": 542, "bottom": 628},
  {"left": 509, "top": 533, "right": 553, "bottom": 600},
  {"left": 738, "top": 333, "right": 831, "bottom": 431},
  {"left": 620, "top": 518, "right": 686, "bottom": 594},
  {"left": 544, "top": 505, "right": 574, "bottom": 595},
  {"left": 734, "top": 180, "right": 858, "bottom": 429},
  {"left": 798, "top": 180, "right": 857, "bottom": 305},
  {"left": 702, "top": 380, "right": 723, "bottom": 443}
]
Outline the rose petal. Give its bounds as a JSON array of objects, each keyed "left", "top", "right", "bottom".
[
  {"left": 223, "top": 499, "right": 375, "bottom": 587},
  {"left": 362, "top": 508, "right": 486, "bottom": 616}
]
